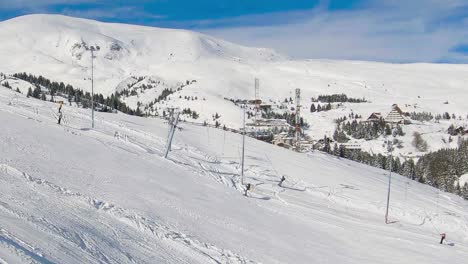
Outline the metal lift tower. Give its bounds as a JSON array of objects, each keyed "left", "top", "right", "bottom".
[
  {"left": 254, "top": 78, "right": 260, "bottom": 122},
  {"left": 295, "top": 88, "right": 301, "bottom": 151}
]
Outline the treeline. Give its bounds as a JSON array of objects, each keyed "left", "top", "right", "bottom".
[
  {"left": 409, "top": 111, "right": 433, "bottom": 122},
  {"left": 311, "top": 94, "right": 367, "bottom": 103},
  {"left": 333, "top": 118, "right": 404, "bottom": 142},
  {"left": 321, "top": 137, "right": 468, "bottom": 199},
  {"left": 415, "top": 139, "right": 468, "bottom": 196},
  {"left": 409, "top": 111, "right": 467, "bottom": 122},
  {"left": 262, "top": 111, "right": 309, "bottom": 130},
  {"left": 181, "top": 108, "right": 200, "bottom": 119},
  {"left": 323, "top": 142, "right": 416, "bottom": 179},
  {"left": 13, "top": 73, "right": 141, "bottom": 116},
  {"left": 310, "top": 103, "right": 332, "bottom": 112},
  {"left": 436, "top": 112, "right": 460, "bottom": 121}
]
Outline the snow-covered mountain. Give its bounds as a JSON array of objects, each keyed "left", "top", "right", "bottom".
[
  {"left": 1, "top": 14, "right": 468, "bottom": 156},
  {"left": 0, "top": 14, "right": 282, "bottom": 94},
  {"left": 1, "top": 75, "right": 468, "bottom": 263}
]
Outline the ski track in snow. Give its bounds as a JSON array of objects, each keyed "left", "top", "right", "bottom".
[
  {"left": 2, "top": 87, "right": 468, "bottom": 263},
  {"left": 0, "top": 164, "right": 256, "bottom": 264},
  {"left": 2, "top": 94, "right": 465, "bottom": 223}
]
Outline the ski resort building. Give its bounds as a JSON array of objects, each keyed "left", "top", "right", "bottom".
[
  {"left": 385, "top": 104, "right": 408, "bottom": 124},
  {"left": 452, "top": 126, "right": 468, "bottom": 136},
  {"left": 339, "top": 142, "right": 362, "bottom": 150},
  {"left": 272, "top": 132, "right": 294, "bottom": 149},
  {"left": 366, "top": 112, "right": 383, "bottom": 123},
  {"left": 247, "top": 118, "right": 290, "bottom": 129}
]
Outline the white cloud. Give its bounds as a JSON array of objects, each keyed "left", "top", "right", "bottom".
[
  {"left": 61, "top": 6, "right": 165, "bottom": 20},
  {"left": 202, "top": 1, "right": 468, "bottom": 63},
  {"left": 0, "top": 0, "right": 93, "bottom": 9}
]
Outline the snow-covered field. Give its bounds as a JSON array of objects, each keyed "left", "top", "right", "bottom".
[{"left": 1, "top": 79, "right": 468, "bottom": 263}]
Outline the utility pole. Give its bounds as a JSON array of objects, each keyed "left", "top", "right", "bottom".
[
  {"left": 89, "top": 45, "right": 100, "bottom": 128},
  {"left": 238, "top": 99, "right": 261, "bottom": 185},
  {"left": 164, "top": 111, "right": 180, "bottom": 159},
  {"left": 385, "top": 134, "right": 394, "bottom": 224},
  {"left": 166, "top": 108, "right": 175, "bottom": 152},
  {"left": 254, "top": 78, "right": 260, "bottom": 123},
  {"left": 241, "top": 105, "right": 246, "bottom": 185},
  {"left": 295, "top": 88, "right": 301, "bottom": 152},
  {"left": 90, "top": 47, "right": 97, "bottom": 128},
  {"left": 91, "top": 48, "right": 95, "bottom": 128}
]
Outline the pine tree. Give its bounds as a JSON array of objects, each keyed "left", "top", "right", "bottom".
[
  {"left": 332, "top": 143, "right": 339, "bottom": 156},
  {"left": 136, "top": 106, "right": 142, "bottom": 116},
  {"left": 310, "top": 104, "right": 316, "bottom": 112},
  {"left": 339, "top": 144, "right": 346, "bottom": 158},
  {"left": 385, "top": 125, "right": 392, "bottom": 136},
  {"left": 322, "top": 136, "right": 331, "bottom": 153},
  {"left": 455, "top": 181, "right": 461, "bottom": 196},
  {"left": 443, "top": 112, "right": 451, "bottom": 120},
  {"left": 448, "top": 124, "right": 456, "bottom": 135},
  {"left": 333, "top": 130, "right": 339, "bottom": 141},
  {"left": 462, "top": 183, "right": 468, "bottom": 200},
  {"left": 32, "top": 86, "right": 41, "bottom": 99}
]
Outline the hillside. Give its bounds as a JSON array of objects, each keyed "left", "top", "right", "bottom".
[
  {"left": 0, "top": 15, "right": 467, "bottom": 158},
  {"left": 1, "top": 71, "right": 468, "bottom": 263}
]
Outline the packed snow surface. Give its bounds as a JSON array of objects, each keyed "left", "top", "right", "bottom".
[{"left": 1, "top": 81, "right": 468, "bottom": 263}]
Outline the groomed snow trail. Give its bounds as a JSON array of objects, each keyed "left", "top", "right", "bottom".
[
  {"left": 0, "top": 164, "right": 255, "bottom": 264},
  {"left": 1, "top": 87, "right": 468, "bottom": 263}
]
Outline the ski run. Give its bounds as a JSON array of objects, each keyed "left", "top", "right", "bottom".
[{"left": 1, "top": 76, "right": 468, "bottom": 263}]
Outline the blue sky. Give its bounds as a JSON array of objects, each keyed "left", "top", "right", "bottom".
[{"left": 1, "top": 0, "right": 468, "bottom": 63}]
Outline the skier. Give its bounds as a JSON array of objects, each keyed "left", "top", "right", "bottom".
[
  {"left": 279, "top": 175, "right": 286, "bottom": 187},
  {"left": 57, "top": 112, "right": 63, "bottom": 125},
  {"left": 244, "top": 183, "right": 251, "bottom": 196},
  {"left": 440, "top": 233, "right": 446, "bottom": 244},
  {"left": 57, "top": 101, "right": 63, "bottom": 125}
]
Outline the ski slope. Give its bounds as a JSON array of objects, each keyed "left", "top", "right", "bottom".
[{"left": 1, "top": 82, "right": 468, "bottom": 263}]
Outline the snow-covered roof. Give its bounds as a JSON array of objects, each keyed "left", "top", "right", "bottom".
[
  {"left": 367, "top": 112, "right": 382, "bottom": 120},
  {"left": 385, "top": 104, "right": 406, "bottom": 123}
]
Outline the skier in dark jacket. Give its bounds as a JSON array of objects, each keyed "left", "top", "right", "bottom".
[
  {"left": 58, "top": 112, "right": 63, "bottom": 124},
  {"left": 440, "top": 233, "right": 446, "bottom": 244},
  {"left": 244, "top": 183, "right": 251, "bottom": 196},
  {"left": 57, "top": 101, "right": 63, "bottom": 125},
  {"left": 279, "top": 175, "right": 286, "bottom": 187}
]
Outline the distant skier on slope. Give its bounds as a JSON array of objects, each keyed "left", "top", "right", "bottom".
[
  {"left": 244, "top": 183, "right": 252, "bottom": 196},
  {"left": 57, "top": 112, "right": 63, "bottom": 125},
  {"left": 279, "top": 175, "right": 286, "bottom": 187},
  {"left": 440, "top": 233, "right": 446, "bottom": 244},
  {"left": 57, "top": 101, "right": 63, "bottom": 125}
]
